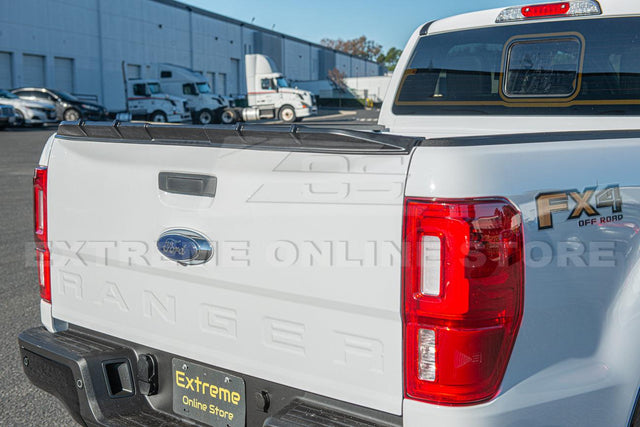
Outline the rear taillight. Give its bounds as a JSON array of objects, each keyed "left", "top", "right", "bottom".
[
  {"left": 33, "top": 167, "right": 50, "bottom": 302},
  {"left": 403, "top": 198, "right": 524, "bottom": 405}
]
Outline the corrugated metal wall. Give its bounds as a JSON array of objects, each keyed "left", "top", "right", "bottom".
[
  {"left": 0, "top": 52, "right": 13, "bottom": 88},
  {"left": 22, "top": 54, "right": 46, "bottom": 87},
  {"left": 253, "top": 32, "right": 283, "bottom": 72},
  {"left": 0, "top": 0, "right": 383, "bottom": 110},
  {"left": 54, "top": 57, "right": 74, "bottom": 93},
  {"left": 318, "top": 50, "right": 336, "bottom": 81}
]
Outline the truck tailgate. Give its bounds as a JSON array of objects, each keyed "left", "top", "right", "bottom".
[{"left": 45, "top": 123, "right": 417, "bottom": 415}]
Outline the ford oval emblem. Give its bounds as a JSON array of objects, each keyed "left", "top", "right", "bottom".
[{"left": 157, "top": 229, "right": 213, "bottom": 266}]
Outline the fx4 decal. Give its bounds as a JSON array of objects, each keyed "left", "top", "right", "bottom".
[{"left": 536, "top": 185, "right": 622, "bottom": 230}]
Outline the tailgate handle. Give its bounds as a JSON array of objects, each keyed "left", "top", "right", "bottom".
[{"left": 158, "top": 172, "right": 217, "bottom": 198}]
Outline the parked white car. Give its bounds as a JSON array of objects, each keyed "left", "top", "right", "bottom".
[{"left": 0, "top": 89, "right": 56, "bottom": 126}]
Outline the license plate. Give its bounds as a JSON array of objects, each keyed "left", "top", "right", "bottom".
[{"left": 172, "top": 358, "right": 246, "bottom": 427}]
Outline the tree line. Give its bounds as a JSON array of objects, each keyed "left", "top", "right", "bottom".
[{"left": 320, "top": 35, "right": 402, "bottom": 72}]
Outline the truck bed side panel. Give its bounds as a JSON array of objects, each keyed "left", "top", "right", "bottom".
[{"left": 404, "top": 137, "right": 640, "bottom": 426}]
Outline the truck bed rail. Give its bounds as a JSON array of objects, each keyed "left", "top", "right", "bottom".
[{"left": 57, "top": 120, "right": 422, "bottom": 154}]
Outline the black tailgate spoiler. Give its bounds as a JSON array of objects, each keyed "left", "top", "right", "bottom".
[{"left": 57, "top": 121, "right": 422, "bottom": 154}]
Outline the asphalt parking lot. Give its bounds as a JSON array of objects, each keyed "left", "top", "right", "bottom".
[
  {"left": 0, "top": 108, "right": 379, "bottom": 426},
  {"left": 0, "top": 126, "right": 76, "bottom": 426}
]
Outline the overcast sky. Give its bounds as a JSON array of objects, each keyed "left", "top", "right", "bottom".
[{"left": 183, "top": 0, "right": 540, "bottom": 51}]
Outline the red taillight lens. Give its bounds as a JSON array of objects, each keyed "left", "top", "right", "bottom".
[
  {"left": 33, "top": 167, "right": 50, "bottom": 302},
  {"left": 403, "top": 198, "right": 524, "bottom": 405},
  {"left": 521, "top": 2, "right": 570, "bottom": 18}
]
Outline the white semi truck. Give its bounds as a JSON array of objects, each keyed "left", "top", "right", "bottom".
[
  {"left": 152, "top": 63, "right": 230, "bottom": 125},
  {"left": 130, "top": 57, "right": 316, "bottom": 125},
  {"left": 125, "top": 79, "right": 191, "bottom": 123},
  {"left": 225, "top": 54, "right": 317, "bottom": 123},
  {"left": 121, "top": 62, "right": 191, "bottom": 123}
]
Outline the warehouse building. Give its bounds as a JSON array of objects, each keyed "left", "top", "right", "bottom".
[{"left": 0, "top": 0, "right": 383, "bottom": 111}]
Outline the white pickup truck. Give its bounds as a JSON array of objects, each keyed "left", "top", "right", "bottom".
[{"left": 19, "top": 1, "right": 640, "bottom": 426}]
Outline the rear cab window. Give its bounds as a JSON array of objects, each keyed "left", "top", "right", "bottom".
[
  {"left": 393, "top": 17, "right": 640, "bottom": 115},
  {"left": 504, "top": 34, "right": 583, "bottom": 98}
]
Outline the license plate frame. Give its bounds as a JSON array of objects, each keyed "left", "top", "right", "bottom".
[{"left": 172, "top": 358, "right": 246, "bottom": 427}]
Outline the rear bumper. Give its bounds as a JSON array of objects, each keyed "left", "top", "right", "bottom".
[{"left": 19, "top": 326, "right": 401, "bottom": 427}]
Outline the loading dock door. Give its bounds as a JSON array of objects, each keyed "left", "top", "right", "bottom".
[
  {"left": 230, "top": 59, "right": 240, "bottom": 96},
  {"left": 217, "top": 73, "right": 226, "bottom": 96},
  {"left": 23, "top": 54, "right": 45, "bottom": 87},
  {"left": 54, "top": 57, "right": 74, "bottom": 92},
  {"left": 207, "top": 72, "right": 215, "bottom": 92},
  {"left": 0, "top": 52, "right": 11, "bottom": 88}
]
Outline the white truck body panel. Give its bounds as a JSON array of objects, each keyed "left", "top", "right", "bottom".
[
  {"left": 403, "top": 138, "right": 640, "bottom": 426},
  {"left": 245, "top": 54, "right": 277, "bottom": 96},
  {"left": 46, "top": 138, "right": 408, "bottom": 414},
  {"left": 40, "top": 125, "right": 640, "bottom": 427}
]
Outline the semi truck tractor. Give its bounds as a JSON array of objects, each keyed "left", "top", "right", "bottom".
[
  {"left": 223, "top": 54, "right": 317, "bottom": 124},
  {"left": 18, "top": 1, "right": 640, "bottom": 426},
  {"left": 152, "top": 63, "right": 231, "bottom": 125},
  {"left": 125, "top": 79, "right": 191, "bottom": 123}
]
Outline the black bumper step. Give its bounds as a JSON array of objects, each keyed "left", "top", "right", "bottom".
[
  {"left": 19, "top": 326, "right": 402, "bottom": 427},
  {"left": 265, "top": 399, "right": 389, "bottom": 427}
]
